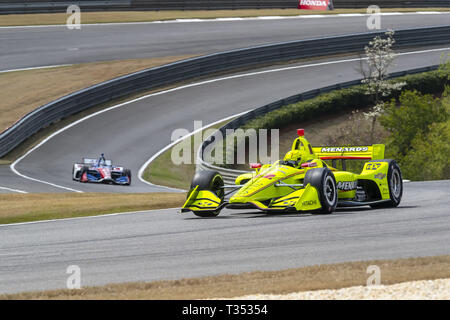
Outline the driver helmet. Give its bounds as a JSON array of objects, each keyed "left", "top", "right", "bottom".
[
  {"left": 98, "top": 153, "right": 106, "bottom": 166},
  {"left": 283, "top": 150, "right": 303, "bottom": 167}
]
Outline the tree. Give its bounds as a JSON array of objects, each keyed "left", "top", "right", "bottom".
[
  {"left": 401, "top": 121, "right": 449, "bottom": 181},
  {"left": 437, "top": 53, "right": 450, "bottom": 85},
  {"left": 380, "top": 89, "right": 448, "bottom": 158},
  {"left": 359, "top": 30, "right": 405, "bottom": 143}
]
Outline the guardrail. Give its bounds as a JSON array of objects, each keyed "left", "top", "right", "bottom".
[
  {"left": 0, "top": 0, "right": 131, "bottom": 13},
  {"left": 196, "top": 65, "right": 440, "bottom": 185},
  {"left": 1, "top": 25, "right": 449, "bottom": 158},
  {"left": 333, "top": 0, "right": 450, "bottom": 8},
  {"left": 1, "top": 0, "right": 449, "bottom": 14}
]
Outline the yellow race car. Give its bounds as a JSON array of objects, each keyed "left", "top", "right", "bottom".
[{"left": 182, "top": 129, "right": 403, "bottom": 217}]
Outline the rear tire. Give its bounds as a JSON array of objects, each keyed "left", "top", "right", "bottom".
[
  {"left": 304, "top": 167, "right": 337, "bottom": 214},
  {"left": 370, "top": 160, "right": 403, "bottom": 208},
  {"left": 190, "top": 170, "right": 224, "bottom": 218}
]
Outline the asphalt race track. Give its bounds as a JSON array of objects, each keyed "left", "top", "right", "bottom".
[
  {"left": 0, "top": 14, "right": 449, "bottom": 295},
  {"left": 0, "top": 47, "right": 448, "bottom": 193},
  {"left": 0, "top": 180, "right": 449, "bottom": 294},
  {"left": 1, "top": 14, "right": 450, "bottom": 193},
  {"left": 1, "top": 13, "right": 450, "bottom": 71}
]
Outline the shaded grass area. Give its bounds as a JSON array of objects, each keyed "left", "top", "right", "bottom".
[
  {"left": 2, "top": 8, "right": 450, "bottom": 26},
  {"left": 3, "top": 255, "right": 449, "bottom": 299},
  {"left": 0, "top": 193, "right": 186, "bottom": 225},
  {"left": 143, "top": 146, "right": 195, "bottom": 191},
  {"left": 0, "top": 55, "right": 195, "bottom": 135},
  {"left": 143, "top": 119, "right": 234, "bottom": 190}
]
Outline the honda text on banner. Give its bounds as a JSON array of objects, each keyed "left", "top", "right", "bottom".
[{"left": 298, "top": 0, "right": 334, "bottom": 10}]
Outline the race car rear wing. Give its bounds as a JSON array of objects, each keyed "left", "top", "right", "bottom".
[
  {"left": 83, "top": 158, "right": 112, "bottom": 166},
  {"left": 312, "top": 144, "right": 385, "bottom": 160}
]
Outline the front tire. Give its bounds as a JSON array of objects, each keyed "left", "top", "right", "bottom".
[
  {"left": 190, "top": 170, "right": 224, "bottom": 218},
  {"left": 123, "top": 169, "right": 132, "bottom": 186},
  {"left": 79, "top": 166, "right": 89, "bottom": 183},
  {"left": 370, "top": 160, "right": 403, "bottom": 208},
  {"left": 304, "top": 167, "right": 337, "bottom": 214}
]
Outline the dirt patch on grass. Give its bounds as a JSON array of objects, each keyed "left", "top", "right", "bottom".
[
  {"left": 0, "top": 192, "right": 186, "bottom": 224},
  {"left": 2, "top": 255, "right": 449, "bottom": 299},
  {"left": 0, "top": 56, "right": 195, "bottom": 134},
  {"left": 2, "top": 8, "right": 449, "bottom": 26}
]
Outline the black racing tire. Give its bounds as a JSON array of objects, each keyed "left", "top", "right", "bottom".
[
  {"left": 189, "top": 170, "right": 224, "bottom": 218},
  {"left": 304, "top": 167, "right": 337, "bottom": 214},
  {"left": 123, "top": 169, "right": 131, "bottom": 186},
  {"left": 192, "top": 211, "right": 220, "bottom": 218},
  {"left": 370, "top": 160, "right": 403, "bottom": 208}
]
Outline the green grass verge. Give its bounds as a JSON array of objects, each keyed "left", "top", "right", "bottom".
[
  {"left": 143, "top": 119, "right": 235, "bottom": 190},
  {"left": 0, "top": 193, "right": 186, "bottom": 225},
  {"left": 142, "top": 148, "right": 195, "bottom": 190}
]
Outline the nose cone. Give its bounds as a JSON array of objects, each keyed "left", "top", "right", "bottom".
[
  {"left": 229, "top": 195, "right": 248, "bottom": 203},
  {"left": 231, "top": 172, "right": 278, "bottom": 202}
]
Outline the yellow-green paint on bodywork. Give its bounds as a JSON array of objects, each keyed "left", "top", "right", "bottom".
[
  {"left": 182, "top": 129, "right": 396, "bottom": 215},
  {"left": 358, "top": 161, "right": 391, "bottom": 200},
  {"left": 268, "top": 183, "right": 321, "bottom": 211},
  {"left": 182, "top": 189, "right": 222, "bottom": 211}
]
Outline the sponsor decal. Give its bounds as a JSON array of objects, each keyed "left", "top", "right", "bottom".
[
  {"left": 374, "top": 173, "right": 386, "bottom": 180},
  {"left": 298, "top": 0, "right": 332, "bottom": 10},
  {"left": 97, "top": 167, "right": 111, "bottom": 179},
  {"left": 321, "top": 146, "right": 369, "bottom": 153},
  {"left": 366, "top": 162, "right": 382, "bottom": 170},
  {"left": 337, "top": 181, "right": 357, "bottom": 191},
  {"left": 302, "top": 200, "right": 317, "bottom": 206}
]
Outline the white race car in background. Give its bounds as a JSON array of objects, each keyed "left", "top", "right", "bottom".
[{"left": 72, "top": 154, "right": 131, "bottom": 185}]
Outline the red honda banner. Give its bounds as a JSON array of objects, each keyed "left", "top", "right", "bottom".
[{"left": 298, "top": 0, "right": 333, "bottom": 10}]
